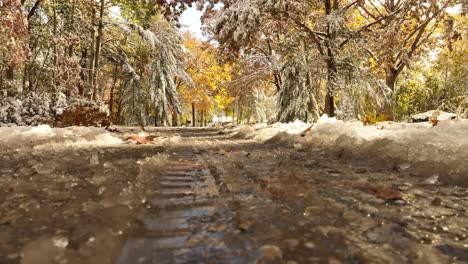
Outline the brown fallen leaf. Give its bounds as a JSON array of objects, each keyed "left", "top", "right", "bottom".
[
  {"left": 358, "top": 184, "right": 403, "bottom": 201},
  {"left": 301, "top": 124, "right": 315, "bottom": 137},
  {"left": 127, "top": 135, "right": 159, "bottom": 144},
  {"left": 430, "top": 111, "right": 439, "bottom": 126},
  {"left": 236, "top": 217, "right": 255, "bottom": 232}
]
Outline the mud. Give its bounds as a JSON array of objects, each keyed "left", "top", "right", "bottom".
[{"left": 0, "top": 128, "right": 467, "bottom": 263}]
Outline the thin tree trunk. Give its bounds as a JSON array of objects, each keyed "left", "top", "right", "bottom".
[
  {"left": 68, "top": 0, "right": 77, "bottom": 57},
  {"left": 27, "top": 0, "right": 43, "bottom": 21},
  {"left": 201, "top": 110, "right": 204, "bottom": 127},
  {"left": 78, "top": 48, "right": 88, "bottom": 96},
  {"left": 88, "top": 8, "right": 96, "bottom": 99},
  {"left": 1, "top": 68, "right": 4, "bottom": 93},
  {"left": 6, "top": 65, "right": 14, "bottom": 96},
  {"left": 204, "top": 112, "right": 207, "bottom": 127},
  {"left": 192, "top": 102, "right": 196, "bottom": 127},
  {"left": 116, "top": 83, "right": 124, "bottom": 125},
  {"left": 52, "top": 0, "right": 58, "bottom": 93},
  {"left": 172, "top": 111, "right": 178, "bottom": 127},
  {"left": 109, "top": 64, "right": 119, "bottom": 120},
  {"left": 92, "top": 0, "right": 105, "bottom": 101},
  {"left": 22, "top": 65, "right": 27, "bottom": 92},
  {"left": 239, "top": 107, "right": 243, "bottom": 125},
  {"left": 323, "top": 0, "right": 337, "bottom": 118},
  {"left": 324, "top": 60, "right": 337, "bottom": 117},
  {"left": 383, "top": 68, "right": 397, "bottom": 120},
  {"left": 385, "top": 69, "right": 397, "bottom": 91}
]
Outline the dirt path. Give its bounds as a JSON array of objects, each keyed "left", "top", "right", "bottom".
[{"left": 1, "top": 128, "right": 467, "bottom": 263}]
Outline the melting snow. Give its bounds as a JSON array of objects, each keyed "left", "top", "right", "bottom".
[
  {"left": 0, "top": 125, "right": 122, "bottom": 150},
  {"left": 234, "top": 116, "right": 468, "bottom": 185}
]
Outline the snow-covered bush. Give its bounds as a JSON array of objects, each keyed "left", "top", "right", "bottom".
[
  {"left": 20, "top": 92, "right": 52, "bottom": 125},
  {"left": 51, "top": 92, "right": 68, "bottom": 118},
  {"left": 0, "top": 97, "right": 23, "bottom": 126},
  {"left": 0, "top": 92, "right": 70, "bottom": 126}
]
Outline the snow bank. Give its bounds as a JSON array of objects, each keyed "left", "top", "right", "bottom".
[
  {"left": 0, "top": 125, "right": 122, "bottom": 150},
  {"left": 235, "top": 116, "right": 468, "bottom": 185},
  {"left": 233, "top": 120, "right": 310, "bottom": 142}
]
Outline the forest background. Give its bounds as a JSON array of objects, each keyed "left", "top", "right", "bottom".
[{"left": 0, "top": 0, "right": 466, "bottom": 127}]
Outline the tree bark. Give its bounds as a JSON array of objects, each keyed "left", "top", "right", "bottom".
[
  {"left": 5, "top": 65, "right": 15, "bottom": 96},
  {"left": 78, "top": 48, "right": 88, "bottom": 96},
  {"left": 27, "top": 0, "right": 43, "bottom": 21},
  {"left": 239, "top": 107, "right": 243, "bottom": 125},
  {"left": 383, "top": 68, "right": 398, "bottom": 120},
  {"left": 116, "top": 82, "right": 125, "bottom": 125},
  {"left": 6, "top": 65, "right": 14, "bottom": 80},
  {"left": 172, "top": 111, "right": 178, "bottom": 127},
  {"left": 88, "top": 8, "right": 96, "bottom": 99},
  {"left": 324, "top": 56, "right": 338, "bottom": 117},
  {"left": 68, "top": 0, "right": 77, "bottom": 57},
  {"left": 201, "top": 110, "right": 204, "bottom": 127},
  {"left": 52, "top": 1, "right": 58, "bottom": 93},
  {"left": 22, "top": 65, "right": 28, "bottom": 92},
  {"left": 109, "top": 64, "right": 119, "bottom": 119},
  {"left": 323, "top": 0, "right": 337, "bottom": 118},
  {"left": 385, "top": 69, "right": 397, "bottom": 91},
  {"left": 92, "top": 0, "right": 105, "bottom": 101},
  {"left": 192, "top": 102, "right": 196, "bottom": 127}
]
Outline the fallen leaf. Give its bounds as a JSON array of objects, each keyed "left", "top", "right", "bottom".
[
  {"left": 301, "top": 124, "right": 314, "bottom": 137},
  {"left": 359, "top": 184, "right": 403, "bottom": 201},
  {"left": 127, "top": 135, "right": 159, "bottom": 144}
]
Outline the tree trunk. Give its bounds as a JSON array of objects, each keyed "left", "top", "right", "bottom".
[
  {"left": 22, "top": 65, "right": 27, "bottom": 92},
  {"left": 239, "top": 108, "right": 243, "bottom": 125},
  {"left": 324, "top": 60, "right": 337, "bottom": 117},
  {"left": 382, "top": 68, "right": 398, "bottom": 120},
  {"left": 192, "top": 102, "right": 196, "bottom": 127},
  {"left": 68, "top": 0, "right": 77, "bottom": 57},
  {"left": 385, "top": 69, "right": 397, "bottom": 91},
  {"left": 88, "top": 8, "right": 96, "bottom": 99},
  {"left": 52, "top": 1, "right": 58, "bottom": 93},
  {"left": 6, "top": 65, "right": 14, "bottom": 80},
  {"left": 92, "top": 0, "right": 105, "bottom": 101},
  {"left": 109, "top": 64, "right": 119, "bottom": 120},
  {"left": 324, "top": 94, "right": 335, "bottom": 117},
  {"left": 5, "top": 66, "right": 14, "bottom": 95},
  {"left": 172, "top": 111, "right": 178, "bottom": 127},
  {"left": 78, "top": 48, "right": 88, "bottom": 96},
  {"left": 201, "top": 110, "right": 204, "bottom": 127}
]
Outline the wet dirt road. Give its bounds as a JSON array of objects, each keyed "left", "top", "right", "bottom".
[
  {"left": 117, "top": 128, "right": 468, "bottom": 263},
  {"left": 1, "top": 128, "right": 467, "bottom": 263}
]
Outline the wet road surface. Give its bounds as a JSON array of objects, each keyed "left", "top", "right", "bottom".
[
  {"left": 1, "top": 128, "right": 467, "bottom": 263},
  {"left": 117, "top": 128, "right": 468, "bottom": 263}
]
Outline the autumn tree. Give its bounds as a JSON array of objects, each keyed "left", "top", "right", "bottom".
[
  {"left": 356, "top": 0, "right": 460, "bottom": 118},
  {"left": 0, "top": 0, "right": 29, "bottom": 94},
  {"left": 394, "top": 12, "right": 468, "bottom": 119},
  {"left": 200, "top": 0, "right": 402, "bottom": 118},
  {"left": 179, "top": 33, "right": 235, "bottom": 126}
]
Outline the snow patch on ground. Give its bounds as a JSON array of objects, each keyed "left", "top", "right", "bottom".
[
  {"left": 0, "top": 125, "right": 122, "bottom": 150},
  {"left": 235, "top": 116, "right": 468, "bottom": 185},
  {"left": 233, "top": 120, "right": 310, "bottom": 142}
]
